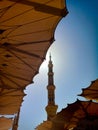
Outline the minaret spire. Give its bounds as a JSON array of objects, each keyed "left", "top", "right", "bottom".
[
  {"left": 45, "top": 54, "right": 58, "bottom": 120},
  {"left": 49, "top": 53, "right": 51, "bottom": 61},
  {"left": 48, "top": 53, "right": 54, "bottom": 86}
]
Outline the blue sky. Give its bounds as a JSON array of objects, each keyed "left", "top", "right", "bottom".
[{"left": 18, "top": 0, "right": 98, "bottom": 130}]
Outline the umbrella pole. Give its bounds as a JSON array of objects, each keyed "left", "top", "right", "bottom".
[{"left": 12, "top": 109, "right": 20, "bottom": 130}]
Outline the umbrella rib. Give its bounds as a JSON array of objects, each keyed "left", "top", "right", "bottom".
[
  {"left": 0, "top": 46, "right": 42, "bottom": 74},
  {"left": 2, "top": 71, "right": 31, "bottom": 83},
  {"left": 0, "top": 15, "right": 54, "bottom": 29},
  {"left": 0, "top": 77, "right": 14, "bottom": 89},
  {"left": 7, "top": 38, "right": 53, "bottom": 46},
  {"left": 0, "top": 88, "right": 24, "bottom": 95},
  {"left": 0, "top": 78, "right": 15, "bottom": 89},
  {"left": 0, "top": 8, "right": 33, "bottom": 24},
  {"left": 82, "top": 92, "right": 98, "bottom": 96},
  {"left": 0, "top": 57, "right": 35, "bottom": 73},
  {"left": 0, "top": 15, "right": 54, "bottom": 39},
  {"left": 7, "top": 29, "right": 50, "bottom": 38},
  {"left": 0, "top": 16, "right": 54, "bottom": 40},
  {"left": 3, "top": 94, "right": 25, "bottom": 97},
  {"left": 0, "top": 0, "right": 19, "bottom": 19},
  {"left": 1, "top": 74, "right": 23, "bottom": 89},
  {"left": 0, "top": 102, "right": 22, "bottom": 107},
  {"left": 8, "top": 46, "right": 42, "bottom": 59},
  {"left": 1, "top": 94, "right": 24, "bottom": 97},
  {"left": 8, "top": 0, "right": 67, "bottom": 16},
  {"left": 0, "top": 7, "right": 10, "bottom": 19},
  {"left": 79, "top": 102, "right": 88, "bottom": 117},
  {"left": 0, "top": 89, "right": 23, "bottom": 96},
  {"left": 86, "top": 101, "right": 92, "bottom": 111},
  {"left": 3, "top": 26, "right": 21, "bottom": 38},
  {"left": 84, "top": 88, "right": 98, "bottom": 91},
  {"left": 7, "top": 49, "right": 38, "bottom": 72},
  {"left": 0, "top": 84, "right": 13, "bottom": 89},
  {"left": 2, "top": 61, "right": 34, "bottom": 73}
]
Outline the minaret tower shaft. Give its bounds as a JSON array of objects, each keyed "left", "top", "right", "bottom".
[{"left": 45, "top": 54, "right": 58, "bottom": 120}]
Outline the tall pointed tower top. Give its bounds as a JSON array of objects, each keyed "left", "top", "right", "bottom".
[
  {"left": 45, "top": 54, "right": 58, "bottom": 120},
  {"left": 48, "top": 53, "right": 54, "bottom": 85},
  {"left": 49, "top": 53, "right": 51, "bottom": 60},
  {"left": 49, "top": 53, "right": 52, "bottom": 63}
]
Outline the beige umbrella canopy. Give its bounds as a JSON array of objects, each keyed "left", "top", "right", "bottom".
[
  {"left": 0, "top": 0, "right": 68, "bottom": 121},
  {"left": 65, "top": 100, "right": 98, "bottom": 130},
  {"left": 51, "top": 100, "right": 98, "bottom": 130},
  {"left": 0, "top": 88, "right": 25, "bottom": 114},
  {"left": 0, "top": 116, "right": 13, "bottom": 130},
  {"left": 72, "top": 118, "right": 98, "bottom": 130},
  {"left": 35, "top": 121, "right": 52, "bottom": 130},
  {"left": 0, "top": 0, "right": 68, "bottom": 90},
  {"left": 51, "top": 100, "right": 80, "bottom": 130},
  {"left": 79, "top": 79, "right": 98, "bottom": 101}
]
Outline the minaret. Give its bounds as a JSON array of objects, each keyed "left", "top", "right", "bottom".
[{"left": 45, "top": 54, "right": 58, "bottom": 121}]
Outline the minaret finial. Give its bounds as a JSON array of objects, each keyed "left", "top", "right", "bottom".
[{"left": 49, "top": 53, "right": 51, "bottom": 61}]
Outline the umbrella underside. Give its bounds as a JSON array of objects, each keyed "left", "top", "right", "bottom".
[
  {"left": 0, "top": 1, "right": 68, "bottom": 129},
  {"left": 79, "top": 79, "right": 98, "bottom": 101}
]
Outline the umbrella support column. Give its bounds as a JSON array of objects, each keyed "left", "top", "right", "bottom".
[{"left": 12, "top": 109, "right": 20, "bottom": 130}]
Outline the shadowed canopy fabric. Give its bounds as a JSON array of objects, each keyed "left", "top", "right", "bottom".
[
  {"left": 79, "top": 79, "right": 98, "bottom": 101},
  {"left": 51, "top": 100, "right": 98, "bottom": 130},
  {"left": 51, "top": 100, "right": 80, "bottom": 130},
  {"left": 0, "top": 0, "right": 68, "bottom": 118},
  {"left": 73, "top": 118, "right": 98, "bottom": 130},
  {"left": 0, "top": 116, "right": 13, "bottom": 130},
  {"left": 0, "top": 89, "right": 25, "bottom": 114},
  {"left": 65, "top": 100, "right": 98, "bottom": 130},
  {"left": 0, "top": 0, "right": 68, "bottom": 90},
  {"left": 35, "top": 121, "right": 52, "bottom": 130}
]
